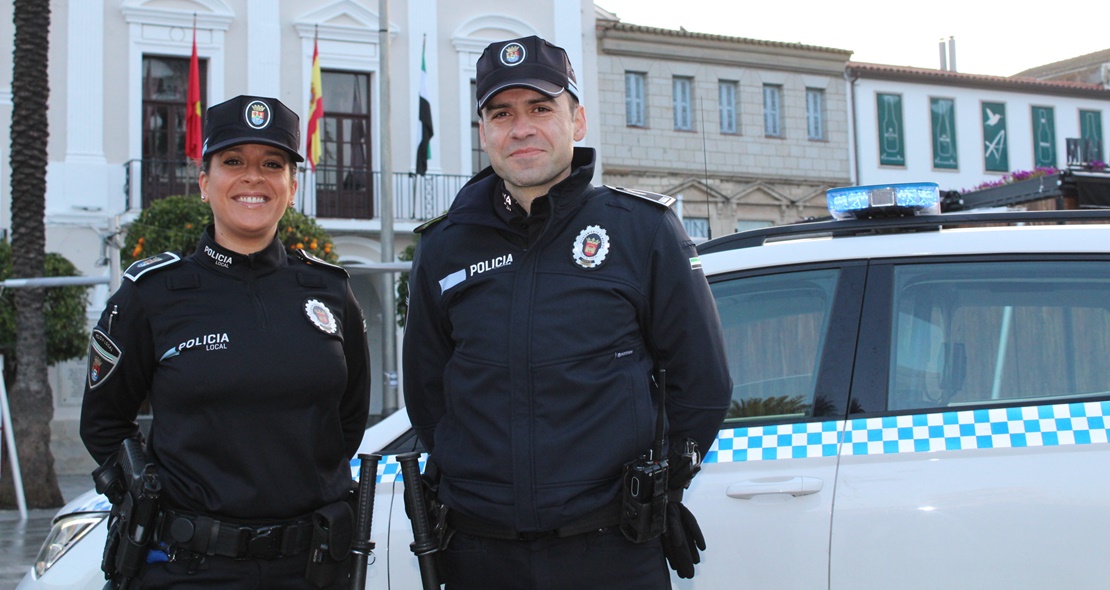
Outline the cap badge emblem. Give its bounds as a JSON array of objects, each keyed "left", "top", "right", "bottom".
[
  {"left": 305, "top": 299, "right": 338, "bottom": 334},
  {"left": 245, "top": 100, "right": 272, "bottom": 129},
  {"left": 500, "top": 42, "right": 526, "bottom": 66},
  {"left": 572, "top": 225, "right": 610, "bottom": 270}
]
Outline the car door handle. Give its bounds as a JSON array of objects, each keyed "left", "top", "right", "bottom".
[{"left": 726, "top": 476, "right": 824, "bottom": 499}]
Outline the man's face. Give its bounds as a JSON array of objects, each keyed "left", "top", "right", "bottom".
[{"left": 479, "top": 88, "right": 587, "bottom": 199}]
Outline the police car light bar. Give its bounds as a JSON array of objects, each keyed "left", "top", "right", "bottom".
[{"left": 827, "top": 182, "right": 940, "bottom": 220}]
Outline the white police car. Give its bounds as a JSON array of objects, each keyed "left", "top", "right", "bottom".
[{"left": 21, "top": 183, "right": 1110, "bottom": 588}]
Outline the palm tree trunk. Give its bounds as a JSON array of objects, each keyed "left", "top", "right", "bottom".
[{"left": 0, "top": 0, "right": 62, "bottom": 508}]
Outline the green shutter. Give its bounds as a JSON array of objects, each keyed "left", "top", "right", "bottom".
[
  {"left": 877, "top": 93, "right": 904, "bottom": 166},
  {"left": 1080, "top": 110, "right": 1104, "bottom": 163},
  {"left": 982, "top": 102, "right": 1008, "bottom": 172},
  {"left": 931, "top": 98, "right": 958, "bottom": 170},
  {"left": 1032, "top": 106, "right": 1056, "bottom": 168}
]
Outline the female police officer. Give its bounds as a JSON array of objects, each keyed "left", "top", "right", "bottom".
[{"left": 80, "top": 95, "right": 371, "bottom": 589}]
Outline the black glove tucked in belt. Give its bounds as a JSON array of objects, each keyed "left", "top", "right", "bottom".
[
  {"left": 662, "top": 438, "right": 705, "bottom": 579},
  {"left": 661, "top": 499, "right": 705, "bottom": 579}
]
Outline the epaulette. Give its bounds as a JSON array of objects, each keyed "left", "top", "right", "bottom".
[
  {"left": 124, "top": 252, "right": 182, "bottom": 282},
  {"left": 605, "top": 185, "right": 677, "bottom": 208},
  {"left": 414, "top": 213, "right": 448, "bottom": 234},
  {"left": 295, "top": 248, "right": 349, "bottom": 277}
]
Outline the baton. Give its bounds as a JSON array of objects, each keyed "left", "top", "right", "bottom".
[
  {"left": 350, "top": 453, "right": 382, "bottom": 590},
  {"left": 398, "top": 452, "right": 440, "bottom": 590}
]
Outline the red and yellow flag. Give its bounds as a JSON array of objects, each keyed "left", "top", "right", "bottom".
[
  {"left": 306, "top": 36, "right": 324, "bottom": 171},
  {"left": 184, "top": 21, "right": 202, "bottom": 162}
]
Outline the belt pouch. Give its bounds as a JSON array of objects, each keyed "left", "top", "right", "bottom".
[{"left": 305, "top": 501, "right": 354, "bottom": 588}]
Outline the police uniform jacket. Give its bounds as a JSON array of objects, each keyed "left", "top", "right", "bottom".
[
  {"left": 81, "top": 227, "right": 370, "bottom": 521},
  {"left": 403, "top": 148, "right": 732, "bottom": 533}
]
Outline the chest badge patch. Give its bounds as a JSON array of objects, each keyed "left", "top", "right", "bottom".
[
  {"left": 87, "top": 328, "right": 122, "bottom": 389},
  {"left": 572, "top": 225, "right": 610, "bottom": 270},
  {"left": 305, "top": 299, "right": 338, "bottom": 334}
]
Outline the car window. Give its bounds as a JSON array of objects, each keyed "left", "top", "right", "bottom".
[
  {"left": 378, "top": 429, "right": 424, "bottom": 455},
  {"left": 889, "top": 261, "right": 1110, "bottom": 410},
  {"left": 711, "top": 268, "right": 839, "bottom": 425}
]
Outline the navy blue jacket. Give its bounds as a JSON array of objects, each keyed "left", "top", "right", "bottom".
[
  {"left": 81, "top": 228, "right": 370, "bottom": 520},
  {"left": 403, "top": 148, "right": 731, "bottom": 532}
]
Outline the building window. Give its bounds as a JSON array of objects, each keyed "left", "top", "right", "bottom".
[
  {"left": 141, "top": 55, "right": 207, "bottom": 207},
  {"left": 673, "top": 76, "right": 693, "bottom": 131},
  {"left": 736, "top": 220, "right": 773, "bottom": 233},
  {"left": 471, "top": 80, "right": 490, "bottom": 174},
  {"left": 626, "top": 72, "right": 647, "bottom": 127},
  {"left": 806, "top": 88, "right": 825, "bottom": 140},
  {"left": 683, "top": 217, "right": 709, "bottom": 240},
  {"left": 763, "top": 84, "right": 782, "bottom": 137},
  {"left": 719, "top": 81, "right": 738, "bottom": 134},
  {"left": 315, "top": 71, "right": 373, "bottom": 219}
]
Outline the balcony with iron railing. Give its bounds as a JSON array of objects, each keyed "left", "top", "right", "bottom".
[{"left": 123, "top": 159, "right": 468, "bottom": 222}]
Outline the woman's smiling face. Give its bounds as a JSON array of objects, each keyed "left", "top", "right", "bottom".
[{"left": 199, "top": 143, "right": 298, "bottom": 254}]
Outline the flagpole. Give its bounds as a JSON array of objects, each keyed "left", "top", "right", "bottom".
[
  {"left": 298, "top": 166, "right": 307, "bottom": 213},
  {"left": 378, "top": 0, "right": 398, "bottom": 416}
]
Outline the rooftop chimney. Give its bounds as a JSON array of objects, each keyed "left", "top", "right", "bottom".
[
  {"left": 947, "top": 36, "right": 957, "bottom": 72},
  {"left": 939, "top": 39, "right": 948, "bottom": 70}
]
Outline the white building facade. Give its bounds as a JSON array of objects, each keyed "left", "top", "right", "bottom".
[{"left": 847, "top": 63, "right": 1110, "bottom": 193}]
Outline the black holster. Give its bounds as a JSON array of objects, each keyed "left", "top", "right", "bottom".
[
  {"left": 305, "top": 500, "right": 354, "bottom": 588},
  {"left": 95, "top": 439, "right": 161, "bottom": 590}
]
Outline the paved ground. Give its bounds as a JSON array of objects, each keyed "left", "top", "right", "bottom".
[{"left": 0, "top": 474, "right": 92, "bottom": 590}]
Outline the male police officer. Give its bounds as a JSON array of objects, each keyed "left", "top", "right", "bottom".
[{"left": 402, "top": 36, "right": 731, "bottom": 589}]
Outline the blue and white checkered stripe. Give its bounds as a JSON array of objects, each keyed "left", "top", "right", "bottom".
[
  {"left": 708, "top": 419, "right": 841, "bottom": 463},
  {"left": 350, "top": 453, "right": 428, "bottom": 483},
  {"left": 705, "top": 400, "right": 1110, "bottom": 463}
]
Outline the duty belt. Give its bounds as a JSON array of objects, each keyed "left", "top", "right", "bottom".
[
  {"left": 156, "top": 509, "right": 314, "bottom": 559},
  {"left": 446, "top": 497, "right": 622, "bottom": 541}
]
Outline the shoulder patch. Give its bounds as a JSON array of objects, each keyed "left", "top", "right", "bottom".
[
  {"left": 295, "top": 249, "right": 349, "bottom": 277},
  {"left": 87, "top": 328, "right": 122, "bottom": 390},
  {"left": 605, "top": 186, "right": 677, "bottom": 208},
  {"left": 414, "top": 213, "right": 448, "bottom": 234},
  {"left": 124, "top": 252, "right": 182, "bottom": 282}
]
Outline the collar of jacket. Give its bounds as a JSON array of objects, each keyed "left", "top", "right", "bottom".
[
  {"left": 448, "top": 147, "right": 596, "bottom": 228},
  {"left": 193, "top": 225, "right": 287, "bottom": 279}
]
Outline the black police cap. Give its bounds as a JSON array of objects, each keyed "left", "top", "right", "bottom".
[
  {"left": 475, "top": 35, "right": 579, "bottom": 112},
  {"left": 202, "top": 95, "right": 304, "bottom": 162}
]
